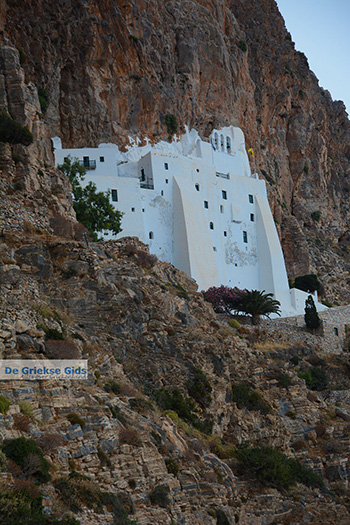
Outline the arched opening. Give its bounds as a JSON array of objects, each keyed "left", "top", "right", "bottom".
[
  {"left": 226, "top": 136, "right": 231, "bottom": 153},
  {"left": 149, "top": 231, "right": 154, "bottom": 239},
  {"left": 220, "top": 134, "right": 225, "bottom": 152},
  {"left": 214, "top": 133, "right": 219, "bottom": 150}
]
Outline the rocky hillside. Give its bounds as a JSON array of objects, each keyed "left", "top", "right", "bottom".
[
  {"left": 1, "top": 0, "right": 350, "bottom": 303},
  {"left": 1, "top": 235, "right": 350, "bottom": 523}
]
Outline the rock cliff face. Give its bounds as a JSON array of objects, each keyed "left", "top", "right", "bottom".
[
  {"left": 1, "top": 236, "right": 350, "bottom": 523},
  {"left": 2, "top": 0, "right": 350, "bottom": 303}
]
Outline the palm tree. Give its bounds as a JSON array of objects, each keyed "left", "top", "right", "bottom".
[{"left": 233, "top": 289, "right": 281, "bottom": 325}]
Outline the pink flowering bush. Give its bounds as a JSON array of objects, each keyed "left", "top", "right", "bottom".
[{"left": 202, "top": 285, "right": 242, "bottom": 314}]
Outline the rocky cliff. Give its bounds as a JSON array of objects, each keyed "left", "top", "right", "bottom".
[
  {"left": 1, "top": 4, "right": 350, "bottom": 522},
  {"left": 1, "top": 236, "right": 350, "bottom": 523}
]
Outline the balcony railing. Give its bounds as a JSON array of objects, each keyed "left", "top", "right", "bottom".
[
  {"left": 79, "top": 159, "right": 96, "bottom": 170},
  {"left": 140, "top": 182, "right": 154, "bottom": 189}
]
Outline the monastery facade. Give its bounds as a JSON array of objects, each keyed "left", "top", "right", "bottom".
[{"left": 53, "top": 126, "right": 326, "bottom": 317}]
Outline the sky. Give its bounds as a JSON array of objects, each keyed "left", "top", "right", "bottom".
[{"left": 275, "top": 0, "right": 350, "bottom": 115}]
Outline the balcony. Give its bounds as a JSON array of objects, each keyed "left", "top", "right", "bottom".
[
  {"left": 79, "top": 159, "right": 96, "bottom": 170},
  {"left": 140, "top": 182, "right": 154, "bottom": 189}
]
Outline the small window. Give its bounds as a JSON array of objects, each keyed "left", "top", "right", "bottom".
[
  {"left": 224, "top": 231, "right": 227, "bottom": 237},
  {"left": 131, "top": 207, "right": 135, "bottom": 212},
  {"left": 226, "top": 137, "right": 231, "bottom": 153},
  {"left": 141, "top": 168, "right": 145, "bottom": 181},
  {"left": 210, "top": 222, "right": 214, "bottom": 230},
  {"left": 204, "top": 201, "right": 209, "bottom": 209},
  {"left": 250, "top": 213, "right": 255, "bottom": 222},
  {"left": 222, "top": 190, "right": 227, "bottom": 200},
  {"left": 165, "top": 179, "right": 168, "bottom": 184},
  {"left": 142, "top": 208, "right": 145, "bottom": 212},
  {"left": 249, "top": 194, "right": 254, "bottom": 204},
  {"left": 164, "top": 163, "right": 168, "bottom": 170},
  {"left": 149, "top": 231, "right": 154, "bottom": 239},
  {"left": 100, "top": 156, "right": 105, "bottom": 162},
  {"left": 220, "top": 205, "right": 224, "bottom": 213},
  {"left": 214, "top": 133, "right": 219, "bottom": 150},
  {"left": 213, "top": 247, "right": 217, "bottom": 251},
  {"left": 83, "top": 156, "right": 90, "bottom": 167},
  {"left": 243, "top": 231, "right": 248, "bottom": 243},
  {"left": 161, "top": 190, "right": 164, "bottom": 196},
  {"left": 195, "top": 183, "right": 200, "bottom": 191},
  {"left": 196, "top": 168, "right": 199, "bottom": 173},
  {"left": 111, "top": 189, "right": 118, "bottom": 202},
  {"left": 334, "top": 327, "right": 339, "bottom": 336}
]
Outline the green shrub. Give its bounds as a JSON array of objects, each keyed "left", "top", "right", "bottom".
[
  {"left": 19, "top": 401, "right": 34, "bottom": 419},
  {"left": 38, "top": 325, "right": 66, "bottom": 341},
  {"left": 165, "top": 114, "right": 178, "bottom": 135},
  {"left": 154, "top": 387, "right": 197, "bottom": 424},
  {"left": 2, "top": 437, "right": 50, "bottom": 482},
  {"left": 0, "top": 395, "right": 10, "bottom": 415},
  {"left": 174, "top": 284, "right": 189, "bottom": 300},
  {"left": 299, "top": 367, "right": 328, "bottom": 391},
  {"left": 235, "top": 444, "right": 325, "bottom": 490},
  {"left": 109, "top": 405, "right": 126, "bottom": 423},
  {"left": 276, "top": 372, "right": 293, "bottom": 389},
  {"left": 67, "top": 412, "right": 85, "bottom": 428},
  {"left": 149, "top": 484, "right": 170, "bottom": 508},
  {"left": 0, "top": 113, "right": 33, "bottom": 146},
  {"left": 165, "top": 458, "right": 179, "bottom": 476},
  {"left": 228, "top": 318, "right": 240, "bottom": 329},
  {"left": 285, "top": 410, "right": 297, "bottom": 419},
  {"left": 238, "top": 40, "right": 247, "bottom": 52},
  {"left": 187, "top": 368, "right": 212, "bottom": 408},
  {"left": 303, "top": 165, "right": 309, "bottom": 174},
  {"left": 38, "top": 88, "right": 48, "bottom": 113},
  {"left": 294, "top": 274, "right": 321, "bottom": 293},
  {"left": 104, "top": 380, "right": 121, "bottom": 395},
  {"left": 311, "top": 210, "right": 321, "bottom": 222},
  {"left": 216, "top": 508, "right": 230, "bottom": 525},
  {"left": 0, "top": 484, "right": 79, "bottom": 524},
  {"left": 232, "top": 381, "right": 271, "bottom": 414}
]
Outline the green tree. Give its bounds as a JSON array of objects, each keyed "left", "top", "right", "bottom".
[
  {"left": 58, "top": 156, "right": 122, "bottom": 241},
  {"left": 304, "top": 295, "right": 321, "bottom": 331},
  {"left": 0, "top": 112, "right": 33, "bottom": 146},
  {"left": 294, "top": 274, "right": 320, "bottom": 293},
  {"left": 232, "top": 289, "right": 281, "bottom": 325}
]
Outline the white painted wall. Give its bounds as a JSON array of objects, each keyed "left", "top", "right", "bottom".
[{"left": 53, "top": 126, "right": 326, "bottom": 318}]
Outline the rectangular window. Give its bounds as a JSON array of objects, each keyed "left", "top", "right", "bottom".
[
  {"left": 224, "top": 231, "right": 227, "bottom": 237},
  {"left": 243, "top": 231, "right": 248, "bottom": 243},
  {"left": 165, "top": 179, "right": 168, "bottom": 184},
  {"left": 100, "top": 156, "right": 105, "bottom": 162},
  {"left": 164, "top": 163, "right": 168, "bottom": 170},
  {"left": 111, "top": 189, "right": 118, "bottom": 202},
  {"left": 220, "top": 205, "right": 224, "bottom": 213},
  {"left": 195, "top": 184, "right": 200, "bottom": 191},
  {"left": 249, "top": 194, "right": 254, "bottom": 204},
  {"left": 250, "top": 213, "right": 255, "bottom": 222},
  {"left": 222, "top": 190, "right": 227, "bottom": 200},
  {"left": 140, "top": 168, "right": 145, "bottom": 181},
  {"left": 131, "top": 207, "right": 135, "bottom": 212},
  {"left": 204, "top": 201, "right": 209, "bottom": 209}
]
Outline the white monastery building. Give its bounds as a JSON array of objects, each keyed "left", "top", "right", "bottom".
[{"left": 53, "top": 126, "right": 326, "bottom": 318}]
